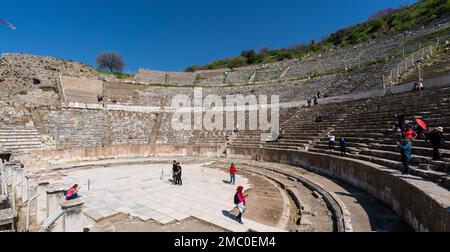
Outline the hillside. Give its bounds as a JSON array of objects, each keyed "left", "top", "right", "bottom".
[{"left": 186, "top": 0, "right": 450, "bottom": 72}]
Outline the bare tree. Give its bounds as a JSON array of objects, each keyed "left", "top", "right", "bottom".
[{"left": 96, "top": 52, "right": 124, "bottom": 73}]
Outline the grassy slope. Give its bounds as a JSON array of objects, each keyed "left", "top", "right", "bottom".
[{"left": 186, "top": 0, "right": 450, "bottom": 72}]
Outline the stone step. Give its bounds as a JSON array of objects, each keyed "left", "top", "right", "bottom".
[{"left": 308, "top": 148, "right": 448, "bottom": 184}]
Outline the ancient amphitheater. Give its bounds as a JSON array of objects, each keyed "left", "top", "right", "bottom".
[{"left": 1, "top": 20, "right": 450, "bottom": 233}]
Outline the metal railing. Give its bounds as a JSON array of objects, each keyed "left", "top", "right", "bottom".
[
  {"left": 25, "top": 193, "right": 41, "bottom": 232},
  {"left": 42, "top": 209, "right": 66, "bottom": 232},
  {"left": 383, "top": 35, "right": 450, "bottom": 86}
]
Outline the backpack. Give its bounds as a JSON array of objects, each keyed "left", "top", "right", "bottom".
[{"left": 234, "top": 193, "right": 240, "bottom": 205}]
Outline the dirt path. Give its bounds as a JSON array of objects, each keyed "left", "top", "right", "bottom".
[
  {"left": 207, "top": 162, "right": 286, "bottom": 228},
  {"left": 237, "top": 160, "right": 413, "bottom": 232},
  {"left": 238, "top": 164, "right": 334, "bottom": 232}
]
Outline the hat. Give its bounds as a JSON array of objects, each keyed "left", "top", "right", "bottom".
[{"left": 437, "top": 127, "right": 444, "bottom": 132}]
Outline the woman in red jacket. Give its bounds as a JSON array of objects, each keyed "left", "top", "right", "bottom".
[
  {"left": 402, "top": 126, "right": 418, "bottom": 140},
  {"left": 229, "top": 163, "right": 237, "bottom": 185}
]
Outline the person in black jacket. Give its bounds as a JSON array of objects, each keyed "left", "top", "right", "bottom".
[
  {"left": 172, "top": 160, "right": 178, "bottom": 185},
  {"left": 176, "top": 162, "right": 183, "bottom": 186},
  {"left": 426, "top": 127, "right": 445, "bottom": 160}
]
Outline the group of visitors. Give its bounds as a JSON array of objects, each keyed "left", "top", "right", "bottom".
[
  {"left": 394, "top": 115, "right": 445, "bottom": 174},
  {"left": 97, "top": 94, "right": 117, "bottom": 104},
  {"left": 172, "top": 160, "right": 183, "bottom": 186},
  {"left": 315, "top": 115, "right": 324, "bottom": 123},
  {"left": 327, "top": 132, "right": 348, "bottom": 156},
  {"left": 228, "top": 163, "right": 248, "bottom": 224},
  {"left": 63, "top": 161, "right": 250, "bottom": 225},
  {"left": 307, "top": 91, "right": 323, "bottom": 108}
]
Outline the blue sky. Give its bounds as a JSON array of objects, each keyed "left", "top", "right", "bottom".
[{"left": 1, "top": 0, "right": 417, "bottom": 72}]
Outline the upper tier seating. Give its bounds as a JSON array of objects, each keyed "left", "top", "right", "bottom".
[{"left": 62, "top": 76, "right": 103, "bottom": 104}]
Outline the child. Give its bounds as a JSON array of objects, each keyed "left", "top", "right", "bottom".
[{"left": 65, "top": 184, "right": 80, "bottom": 201}]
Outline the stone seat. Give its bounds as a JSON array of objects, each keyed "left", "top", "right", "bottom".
[
  {"left": 0, "top": 208, "right": 16, "bottom": 228},
  {"left": 308, "top": 148, "right": 449, "bottom": 185}
]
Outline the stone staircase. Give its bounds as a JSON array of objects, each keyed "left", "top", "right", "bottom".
[
  {"left": 0, "top": 124, "right": 45, "bottom": 153},
  {"left": 61, "top": 76, "right": 103, "bottom": 104},
  {"left": 230, "top": 85, "right": 450, "bottom": 187}
]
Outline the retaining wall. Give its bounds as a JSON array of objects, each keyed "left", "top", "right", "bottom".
[{"left": 227, "top": 147, "right": 450, "bottom": 232}]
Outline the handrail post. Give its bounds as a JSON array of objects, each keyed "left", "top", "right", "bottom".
[
  {"left": 4, "top": 174, "right": 13, "bottom": 198},
  {"left": 26, "top": 193, "right": 41, "bottom": 232},
  {"left": 12, "top": 181, "right": 24, "bottom": 211}
]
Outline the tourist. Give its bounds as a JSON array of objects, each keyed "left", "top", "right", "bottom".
[
  {"left": 234, "top": 186, "right": 249, "bottom": 224},
  {"left": 307, "top": 99, "right": 312, "bottom": 108},
  {"left": 176, "top": 162, "right": 183, "bottom": 186},
  {"left": 426, "top": 127, "right": 445, "bottom": 160},
  {"left": 418, "top": 80, "right": 424, "bottom": 91},
  {"left": 340, "top": 137, "right": 348, "bottom": 156},
  {"left": 394, "top": 114, "right": 406, "bottom": 133},
  {"left": 172, "top": 160, "right": 178, "bottom": 185},
  {"left": 65, "top": 184, "right": 80, "bottom": 200},
  {"left": 398, "top": 139, "right": 412, "bottom": 174},
  {"left": 402, "top": 126, "right": 418, "bottom": 140},
  {"left": 97, "top": 94, "right": 103, "bottom": 103},
  {"left": 414, "top": 80, "right": 424, "bottom": 92},
  {"left": 276, "top": 128, "right": 285, "bottom": 142},
  {"left": 328, "top": 133, "right": 336, "bottom": 151},
  {"left": 229, "top": 163, "right": 237, "bottom": 185},
  {"left": 317, "top": 91, "right": 321, "bottom": 99},
  {"left": 315, "top": 115, "right": 324, "bottom": 123},
  {"left": 313, "top": 95, "right": 319, "bottom": 105}
]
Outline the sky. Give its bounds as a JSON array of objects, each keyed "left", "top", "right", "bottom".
[{"left": 0, "top": 0, "right": 418, "bottom": 73}]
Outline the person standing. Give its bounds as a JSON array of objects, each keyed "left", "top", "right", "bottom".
[
  {"left": 234, "top": 186, "right": 249, "bottom": 224},
  {"left": 340, "top": 137, "right": 348, "bottom": 156},
  {"left": 176, "top": 162, "right": 183, "bottom": 186},
  {"left": 426, "top": 127, "right": 445, "bottom": 160},
  {"left": 402, "top": 126, "right": 418, "bottom": 140},
  {"left": 398, "top": 139, "right": 412, "bottom": 174},
  {"left": 229, "top": 163, "right": 237, "bottom": 185},
  {"left": 172, "top": 160, "right": 178, "bottom": 185},
  {"left": 328, "top": 133, "right": 336, "bottom": 151}
]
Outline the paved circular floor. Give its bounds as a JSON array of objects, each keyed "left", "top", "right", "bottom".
[{"left": 48, "top": 161, "right": 285, "bottom": 232}]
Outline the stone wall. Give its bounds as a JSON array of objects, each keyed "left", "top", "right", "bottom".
[
  {"left": 134, "top": 69, "right": 196, "bottom": 86},
  {"left": 40, "top": 109, "right": 157, "bottom": 149},
  {"left": 23, "top": 144, "right": 225, "bottom": 169},
  {"left": 195, "top": 69, "right": 229, "bottom": 86},
  {"left": 227, "top": 147, "right": 450, "bottom": 232}
]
